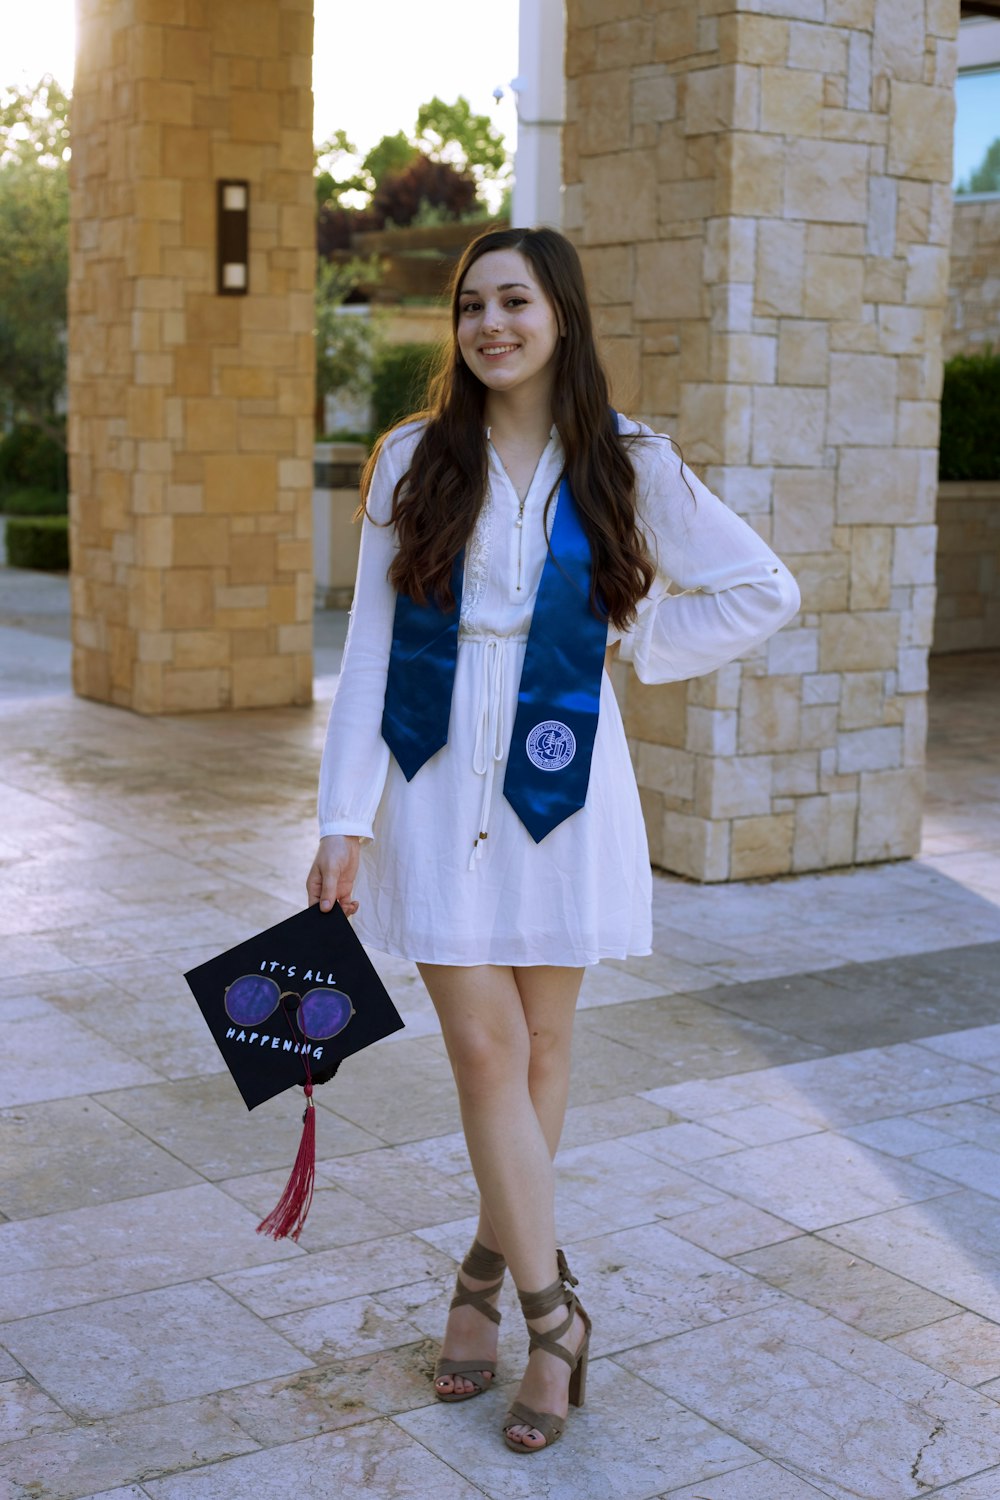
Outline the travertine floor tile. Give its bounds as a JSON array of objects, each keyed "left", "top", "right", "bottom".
[
  {"left": 0, "top": 1008, "right": 160, "bottom": 1106},
  {"left": 555, "top": 1137, "right": 728, "bottom": 1225},
  {"left": 565, "top": 1027, "right": 721, "bottom": 1104},
  {"left": 663, "top": 1199, "right": 803, "bottom": 1258},
  {"left": 560, "top": 1221, "right": 786, "bottom": 1355},
  {"left": 917, "top": 1024, "right": 1000, "bottom": 1067},
  {"left": 142, "top": 1419, "right": 488, "bottom": 1500},
  {"left": 615, "top": 1301, "right": 1000, "bottom": 1500},
  {"left": 0, "top": 1281, "right": 310, "bottom": 1419},
  {"left": 216, "top": 1170, "right": 404, "bottom": 1249},
  {"left": 577, "top": 964, "right": 667, "bottom": 1009},
  {"left": 888, "top": 1311, "right": 1000, "bottom": 1387},
  {"left": 97, "top": 1074, "right": 360, "bottom": 1180},
  {"left": 734, "top": 1234, "right": 958, "bottom": 1337},
  {"left": 0, "top": 1098, "right": 200, "bottom": 1219},
  {"left": 910, "top": 1142, "right": 1000, "bottom": 1199},
  {"left": 697, "top": 1102, "right": 821, "bottom": 1146},
  {"left": 317, "top": 1145, "right": 480, "bottom": 1227},
  {"left": 394, "top": 1128, "right": 475, "bottom": 1177},
  {"left": 821, "top": 1190, "right": 1000, "bottom": 1321},
  {"left": 684, "top": 1128, "right": 956, "bottom": 1231},
  {"left": 910, "top": 1099, "right": 1000, "bottom": 1150},
  {"left": 0, "top": 1375, "right": 74, "bottom": 1442},
  {"left": 44, "top": 979, "right": 231, "bottom": 1082},
  {"left": 372, "top": 1271, "right": 523, "bottom": 1378},
  {"left": 558, "top": 1093, "right": 690, "bottom": 1147},
  {"left": 212, "top": 1341, "right": 439, "bottom": 1442},
  {"left": 77, "top": 1488, "right": 152, "bottom": 1500},
  {"left": 0, "top": 988, "right": 52, "bottom": 1019},
  {"left": 662, "top": 1459, "right": 833, "bottom": 1498},
  {"left": 0, "top": 1395, "right": 259, "bottom": 1500},
  {"left": 643, "top": 1042, "right": 1000, "bottom": 1132},
  {"left": 396, "top": 1357, "right": 752, "bottom": 1500},
  {"left": 300, "top": 1036, "right": 463, "bottom": 1144},
  {"left": 620, "top": 1120, "right": 743, "bottom": 1164},
  {"left": 3, "top": 597, "right": 1000, "bottom": 1500},
  {"left": 214, "top": 1231, "right": 453, "bottom": 1319},
  {"left": 0, "top": 1184, "right": 299, "bottom": 1321},
  {"left": 271, "top": 1292, "right": 423, "bottom": 1362},
  {"left": 577, "top": 991, "right": 826, "bottom": 1077},
  {"left": 905, "top": 1470, "right": 1000, "bottom": 1499},
  {"left": 843, "top": 1114, "right": 959, "bottom": 1156}
]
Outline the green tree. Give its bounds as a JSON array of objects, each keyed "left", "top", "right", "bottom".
[
  {"left": 958, "top": 136, "right": 1000, "bottom": 195},
  {"left": 315, "top": 96, "right": 509, "bottom": 215},
  {"left": 415, "top": 95, "right": 507, "bottom": 184},
  {"left": 0, "top": 78, "right": 70, "bottom": 443},
  {"left": 315, "top": 257, "right": 383, "bottom": 420},
  {"left": 315, "top": 129, "right": 420, "bottom": 213},
  {"left": 0, "top": 76, "right": 71, "bottom": 167},
  {"left": 363, "top": 131, "right": 418, "bottom": 190},
  {"left": 314, "top": 128, "right": 369, "bottom": 210}
]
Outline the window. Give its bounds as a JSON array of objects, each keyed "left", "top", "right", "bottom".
[{"left": 955, "top": 15, "right": 1000, "bottom": 196}]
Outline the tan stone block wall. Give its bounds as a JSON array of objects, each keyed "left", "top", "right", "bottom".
[
  {"left": 69, "top": 0, "right": 315, "bottom": 713},
  {"left": 565, "top": 0, "right": 958, "bottom": 878},
  {"left": 944, "top": 197, "right": 1000, "bottom": 358}
]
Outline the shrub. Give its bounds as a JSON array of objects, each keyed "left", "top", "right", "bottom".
[
  {"left": 1, "top": 485, "right": 68, "bottom": 515},
  {"left": 317, "top": 430, "right": 373, "bottom": 446},
  {"left": 5, "top": 514, "right": 69, "bottom": 570},
  {"left": 0, "top": 424, "right": 68, "bottom": 496},
  {"left": 939, "top": 350, "right": 1000, "bottom": 481},
  {"left": 371, "top": 342, "right": 438, "bottom": 435}
]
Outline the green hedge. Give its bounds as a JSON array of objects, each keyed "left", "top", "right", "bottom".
[
  {"left": 0, "top": 424, "right": 68, "bottom": 496},
  {"left": 371, "top": 342, "right": 438, "bottom": 436},
  {"left": 1, "top": 485, "right": 68, "bottom": 516},
  {"left": 939, "top": 351, "right": 1000, "bottom": 481},
  {"left": 5, "top": 515, "right": 70, "bottom": 571}
]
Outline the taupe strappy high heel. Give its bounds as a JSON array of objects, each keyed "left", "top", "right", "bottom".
[
  {"left": 433, "top": 1237, "right": 507, "bottom": 1402},
  {"left": 503, "top": 1249, "right": 591, "bottom": 1453}
]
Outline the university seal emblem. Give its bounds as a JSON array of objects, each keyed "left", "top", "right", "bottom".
[{"left": 526, "top": 720, "right": 577, "bottom": 772}]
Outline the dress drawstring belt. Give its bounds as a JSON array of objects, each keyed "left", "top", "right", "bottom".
[{"left": 469, "top": 638, "right": 506, "bottom": 869}]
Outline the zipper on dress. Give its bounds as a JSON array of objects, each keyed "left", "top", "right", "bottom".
[{"left": 487, "top": 434, "right": 530, "bottom": 594}]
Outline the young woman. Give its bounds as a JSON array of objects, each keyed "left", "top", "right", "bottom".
[{"left": 307, "top": 227, "right": 800, "bottom": 1453}]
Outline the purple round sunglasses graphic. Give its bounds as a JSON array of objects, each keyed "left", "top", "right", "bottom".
[{"left": 224, "top": 973, "right": 355, "bottom": 1041}]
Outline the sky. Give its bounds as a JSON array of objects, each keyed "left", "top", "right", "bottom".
[{"left": 2, "top": 0, "right": 521, "bottom": 162}]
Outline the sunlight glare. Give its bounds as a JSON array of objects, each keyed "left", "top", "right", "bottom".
[{"left": 2, "top": 0, "right": 77, "bottom": 91}]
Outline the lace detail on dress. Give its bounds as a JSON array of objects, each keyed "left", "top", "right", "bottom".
[{"left": 459, "top": 491, "right": 494, "bottom": 633}]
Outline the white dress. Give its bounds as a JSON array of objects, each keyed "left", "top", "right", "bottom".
[{"left": 317, "top": 416, "right": 800, "bottom": 966}]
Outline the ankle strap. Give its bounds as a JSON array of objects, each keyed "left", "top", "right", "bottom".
[
  {"left": 517, "top": 1248, "right": 579, "bottom": 1321},
  {"left": 462, "top": 1237, "right": 507, "bottom": 1281}
]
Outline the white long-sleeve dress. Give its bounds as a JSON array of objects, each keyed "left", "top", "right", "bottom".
[{"left": 317, "top": 415, "right": 801, "bottom": 966}]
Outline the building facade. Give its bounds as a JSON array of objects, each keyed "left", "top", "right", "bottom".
[{"left": 68, "top": 0, "right": 996, "bottom": 878}]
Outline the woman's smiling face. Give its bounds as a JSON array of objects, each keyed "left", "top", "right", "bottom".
[{"left": 456, "top": 248, "right": 562, "bottom": 404}]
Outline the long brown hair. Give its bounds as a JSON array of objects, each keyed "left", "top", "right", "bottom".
[{"left": 361, "top": 226, "right": 656, "bottom": 630}]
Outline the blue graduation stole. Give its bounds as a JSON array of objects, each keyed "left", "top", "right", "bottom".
[{"left": 381, "top": 477, "right": 606, "bottom": 843}]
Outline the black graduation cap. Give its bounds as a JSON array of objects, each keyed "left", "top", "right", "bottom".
[{"left": 184, "top": 902, "right": 404, "bottom": 1239}]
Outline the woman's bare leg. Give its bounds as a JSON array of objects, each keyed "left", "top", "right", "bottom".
[
  {"left": 469, "top": 962, "right": 582, "bottom": 1249},
  {"left": 419, "top": 961, "right": 587, "bottom": 1434}
]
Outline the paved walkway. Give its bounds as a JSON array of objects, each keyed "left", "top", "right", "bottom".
[{"left": 2, "top": 567, "right": 1000, "bottom": 1500}]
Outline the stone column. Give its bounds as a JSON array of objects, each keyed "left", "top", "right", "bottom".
[
  {"left": 564, "top": 0, "right": 958, "bottom": 879},
  {"left": 69, "top": 0, "right": 315, "bottom": 712}
]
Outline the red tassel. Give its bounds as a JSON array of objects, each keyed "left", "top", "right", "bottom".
[{"left": 257, "top": 1085, "right": 317, "bottom": 1242}]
